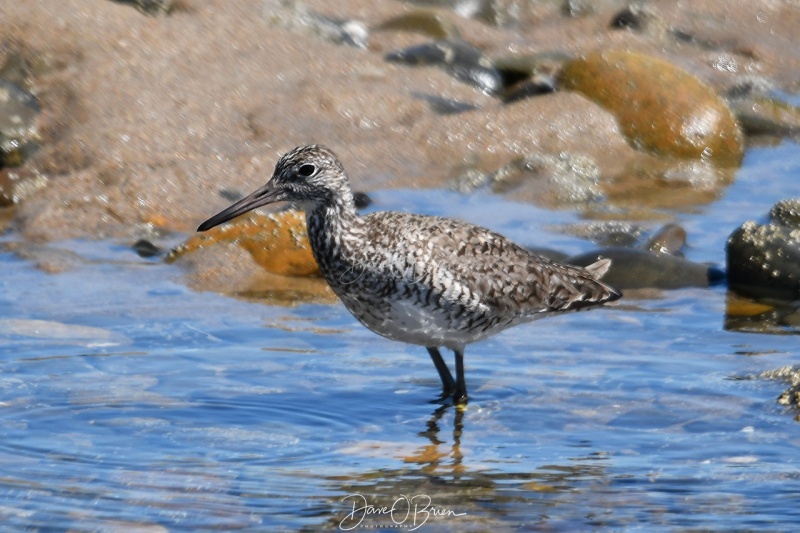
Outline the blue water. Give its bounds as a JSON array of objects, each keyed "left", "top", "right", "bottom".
[{"left": 0, "top": 142, "right": 799, "bottom": 530}]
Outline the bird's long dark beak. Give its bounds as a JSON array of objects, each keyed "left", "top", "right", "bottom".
[{"left": 197, "top": 182, "right": 283, "bottom": 232}]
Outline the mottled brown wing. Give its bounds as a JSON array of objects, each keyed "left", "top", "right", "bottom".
[{"left": 363, "top": 212, "right": 620, "bottom": 318}]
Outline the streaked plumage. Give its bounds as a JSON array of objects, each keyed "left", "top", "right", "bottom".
[{"left": 198, "top": 145, "right": 621, "bottom": 402}]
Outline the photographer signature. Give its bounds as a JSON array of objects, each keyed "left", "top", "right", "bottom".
[{"left": 339, "top": 493, "right": 466, "bottom": 530}]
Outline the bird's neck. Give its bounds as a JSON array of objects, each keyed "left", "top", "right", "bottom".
[{"left": 305, "top": 194, "right": 363, "bottom": 272}]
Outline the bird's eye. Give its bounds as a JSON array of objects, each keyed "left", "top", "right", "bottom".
[{"left": 297, "top": 164, "right": 316, "bottom": 177}]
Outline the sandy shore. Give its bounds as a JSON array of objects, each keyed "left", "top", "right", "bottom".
[{"left": 3, "top": 0, "right": 799, "bottom": 241}]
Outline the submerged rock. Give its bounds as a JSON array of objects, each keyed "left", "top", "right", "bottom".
[
  {"left": 605, "top": 156, "right": 736, "bottom": 211},
  {"left": 0, "top": 318, "right": 128, "bottom": 347},
  {"left": 558, "top": 50, "right": 744, "bottom": 165},
  {"left": 385, "top": 39, "right": 503, "bottom": 94},
  {"left": 1, "top": 241, "right": 85, "bottom": 274},
  {"left": 726, "top": 199, "right": 800, "bottom": 301}
]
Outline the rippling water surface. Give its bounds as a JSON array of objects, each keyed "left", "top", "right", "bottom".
[{"left": 1, "top": 142, "right": 800, "bottom": 531}]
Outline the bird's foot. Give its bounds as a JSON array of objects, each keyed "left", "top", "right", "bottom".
[
  {"left": 453, "top": 388, "right": 469, "bottom": 405},
  {"left": 429, "top": 386, "right": 468, "bottom": 405}
]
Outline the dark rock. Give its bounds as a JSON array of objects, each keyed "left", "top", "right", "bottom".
[
  {"left": 726, "top": 199, "right": 800, "bottom": 301},
  {"left": 385, "top": 39, "right": 503, "bottom": 95},
  {"left": 133, "top": 239, "right": 164, "bottom": 258},
  {"left": 501, "top": 75, "right": 556, "bottom": 104},
  {"left": 111, "top": 0, "right": 174, "bottom": 16},
  {"left": 353, "top": 191, "right": 371, "bottom": 210},
  {"left": 609, "top": 5, "right": 655, "bottom": 32},
  {"left": 567, "top": 247, "right": 721, "bottom": 290}
]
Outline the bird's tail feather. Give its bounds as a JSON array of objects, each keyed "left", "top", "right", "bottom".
[{"left": 584, "top": 257, "right": 612, "bottom": 280}]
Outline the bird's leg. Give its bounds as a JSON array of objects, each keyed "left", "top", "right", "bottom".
[
  {"left": 426, "top": 347, "right": 456, "bottom": 396},
  {"left": 453, "top": 348, "right": 468, "bottom": 404}
]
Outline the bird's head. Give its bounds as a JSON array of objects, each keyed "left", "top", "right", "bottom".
[{"left": 197, "top": 145, "right": 352, "bottom": 232}]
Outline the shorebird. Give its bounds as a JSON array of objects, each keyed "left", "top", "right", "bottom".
[{"left": 198, "top": 145, "right": 621, "bottom": 403}]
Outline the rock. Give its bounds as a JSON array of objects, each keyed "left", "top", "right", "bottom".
[
  {"left": 642, "top": 223, "right": 686, "bottom": 256},
  {"left": 168, "top": 209, "right": 319, "bottom": 277},
  {"left": 169, "top": 228, "right": 335, "bottom": 306},
  {"left": 758, "top": 365, "right": 800, "bottom": 411},
  {"left": 558, "top": 50, "right": 744, "bottom": 165},
  {"left": 563, "top": 223, "right": 722, "bottom": 290},
  {"left": 385, "top": 39, "right": 503, "bottom": 95},
  {"left": 604, "top": 156, "right": 736, "bottom": 211},
  {"left": 352, "top": 191, "right": 372, "bottom": 210},
  {"left": 493, "top": 51, "right": 566, "bottom": 103},
  {"left": 726, "top": 199, "right": 800, "bottom": 301},
  {"left": 132, "top": 238, "right": 164, "bottom": 258},
  {"left": 567, "top": 247, "right": 722, "bottom": 290}
]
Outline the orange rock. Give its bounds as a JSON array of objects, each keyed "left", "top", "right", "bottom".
[
  {"left": 168, "top": 210, "right": 320, "bottom": 277},
  {"left": 559, "top": 50, "right": 744, "bottom": 166}
]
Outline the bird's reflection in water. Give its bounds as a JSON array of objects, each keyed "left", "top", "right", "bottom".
[
  {"left": 402, "top": 404, "right": 465, "bottom": 477},
  {"left": 307, "top": 402, "right": 619, "bottom": 531}
]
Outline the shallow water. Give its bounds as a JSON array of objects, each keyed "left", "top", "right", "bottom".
[{"left": 1, "top": 142, "right": 800, "bottom": 531}]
